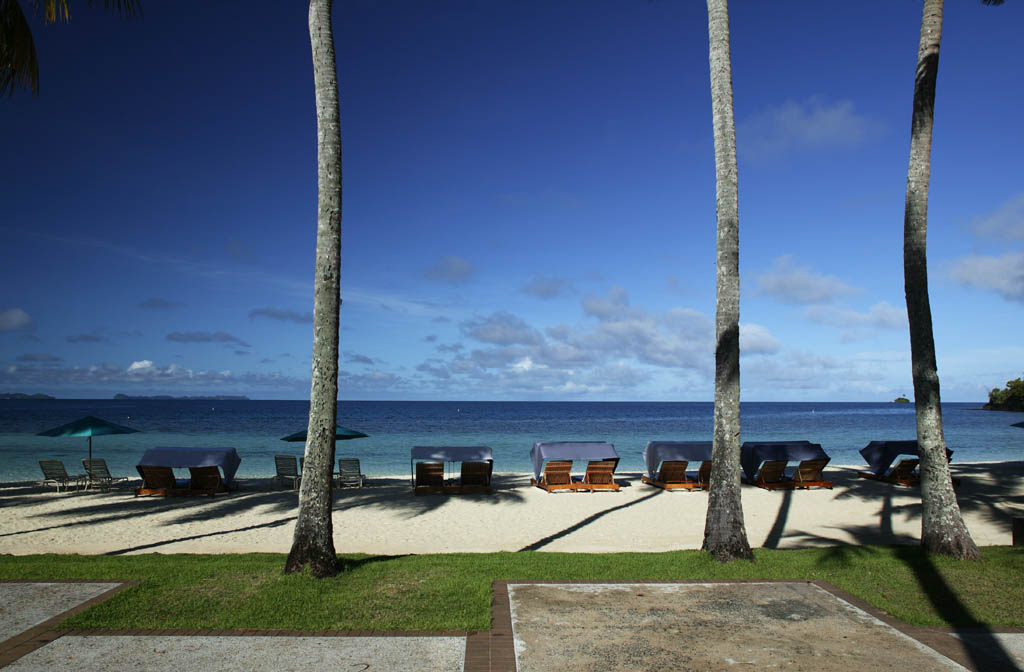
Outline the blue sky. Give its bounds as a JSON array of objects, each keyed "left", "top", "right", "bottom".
[{"left": 2, "top": 0, "right": 1022, "bottom": 402}]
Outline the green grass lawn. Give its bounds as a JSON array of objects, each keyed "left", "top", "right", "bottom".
[{"left": 1, "top": 546, "right": 1021, "bottom": 631}]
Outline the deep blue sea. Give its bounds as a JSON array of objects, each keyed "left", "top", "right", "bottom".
[{"left": 2, "top": 400, "right": 1022, "bottom": 483}]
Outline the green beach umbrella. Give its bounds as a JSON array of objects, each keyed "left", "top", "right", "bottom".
[
  {"left": 37, "top": 415, "right": 140, "bottom": 460},
  {"left": 1012, "top": 421, "right": 1024, "bottom": 429},
  {"left": 281, "top": 426, "right": 369, "bottom": 442}
]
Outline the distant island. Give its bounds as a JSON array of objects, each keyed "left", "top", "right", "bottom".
[
  {"left": 0, "top": 392, "right": 56, "bottom": 400},
  {"left": 113, "top": 394, "right": 250, "bottom": 401},
  {"left": 893, "top": 396, "right": 910, "bottom": 404},
  {"left": 984, "top": 377, "right": 1024, "bottom": 412}
]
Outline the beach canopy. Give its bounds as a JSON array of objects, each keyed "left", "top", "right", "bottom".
[
  {"left": 137, "top": 447, "right": 242, "bottom": 484},
  {"left": 642, "top": 441, "right": 712, "bottom": 480},
  {"left": 37, "top": 415, "right": 140, "bottom": 460},
  {"left": 741, "top": 441, "right": 829, "bottom": 481},
  {"left": 859, "top": 440, "right": 953, "bottom": 477},
  {"left": 280, "top": 426, "right": 369, "bottom": 442},
  {"left": 530, "top": 441, "right": 618, "bottom": 481}
]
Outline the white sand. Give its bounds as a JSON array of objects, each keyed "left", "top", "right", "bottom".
[{"left": 1, "top": 462, "right": 1021, "bottom": 555}]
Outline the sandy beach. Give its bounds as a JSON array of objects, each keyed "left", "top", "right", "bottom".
[{"left": 1, "top": 462, "right": 1021, "bottom": 556}]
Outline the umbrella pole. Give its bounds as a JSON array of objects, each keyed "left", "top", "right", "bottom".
[{"left": 88, "top": 436, "right": 92, "bottom": 461}]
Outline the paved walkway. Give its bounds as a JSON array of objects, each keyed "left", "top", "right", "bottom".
[{"left": 2, "top": 580, "right": 1022, "bottom": 671}]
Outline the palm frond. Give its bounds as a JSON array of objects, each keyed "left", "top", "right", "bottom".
[{"left": 0, "top": 0, "right": 41, "bottom": 95}]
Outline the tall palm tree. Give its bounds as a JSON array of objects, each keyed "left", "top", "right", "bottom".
[
  {"left": 285, "top": 0, "right": 343, "bottom": 578},
  {"left": 701, "top": 0, "right": 752, "bottom": 563},
  {"left": 1, "top": 0, "right": 140, "bottom": 96},
  {"left": 902, "top": 0, "right": 1000, "bottom": 560}
]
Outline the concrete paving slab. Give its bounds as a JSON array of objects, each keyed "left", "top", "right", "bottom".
[
  {"left": 951, "top": 632, "right": 1024, "bottom": 670},
  {"left": 2, "top": 635, "right": 466, "bottom": 671},
  {"left": 0, "top": 583, "right": 122, "bottom": 644},
  {"left": 508, "top": 582, "right": 969, "bottom": 672}
]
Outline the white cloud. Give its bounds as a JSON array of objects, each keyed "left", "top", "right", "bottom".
[
  {"left": 739, "top": 96, "right": 882, "bottom": 158},
  {"left": 522, "top": 274, "right": 571, "bottom": 299},
  {"left": 805, "top": 301, "right": 906, "bottom": 340},
  {"left": 461, "top": 312, "right": 544, "bottom": 346},
  {"left": 0, "top": 308, "right": 33, "bottom": 332},
  {"left": 969, "top": 193, "right": 1024, "bottom": 241},
  {"left": 739, "top": 323, "right": 781, "bottom": 355},
  {"left": 951, "top": 252, "right": 1024, "bottom": 303},
  {"left": 756, "top": 255, "right": 860, "bottom": 304},
  {"left": 422, "top": 255, "right": 476, "bottom": 284}
]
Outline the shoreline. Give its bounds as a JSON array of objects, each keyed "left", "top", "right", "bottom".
[{"left": 2, "top": 461, "right": 1021, "bottom": 556}]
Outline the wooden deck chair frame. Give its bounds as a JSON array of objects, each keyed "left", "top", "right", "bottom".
[
  {"left": 134, "top": 465, "right": 181, "bottom": 497},
  {"left": 694, "top": 461, "right": 713, "bottom": 490},
  {"left": 188, "top": 466, "right": 227, "bottom": 496},
  {"left": 578, "top": 459, "right": 621, "bottom": 492},
  {"left": 38, "top": 459, "right": 83, "bottom": 493},
  {"left": 336, "top": 458, "right": 364, "bottom": 489},
  {"left": 642, "top": 460, "right": 699, "bottom": 491},
  {"left": 414, "top": 461, "right": 446, "bottom": 495},
  {"left": 82, "top": 458, "right": 128, "bottom": 491},
  {"left": 792, "top": 458, "right": 833, "bottom": 489},
  {"left": 531, "top": 460, "right": 577, "bottom": 493},
  {"left": 751, "top": 460, "right": 793, "bottom": 490},
  {"left": 273, "top": 455, "right": 301, "bottom": 490},
  {"left": 857, "top": 458, "right": 921, "bottom": 487},
  {"left": 456, "top": 460, "right": 493, "bottom": 494}
]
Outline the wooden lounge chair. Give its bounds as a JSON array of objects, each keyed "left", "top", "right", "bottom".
[
  {"left": 456, "top": 460, "right": 493, "bottom": 494},
  {"left": 336, "top": 458, "right": 364, "bottom": 489},
  {"left": 135, "top": 465, "right": 181, "bottom": 497},
  {"left": 695, "top": 461, "right": 713, "bottom": 490},
  {"left": 642, "top": 460, "right": 698, "bottom": 491},
  {"left": 414, "top": 461, "right": 445, "bottom": 495},
  {"left": 81, "top": 458, "right": 128, "bottom": 491},
  {"left": 188, "top": 466, "right": 227, "bottom": 496},
  {"left": 859, "top": 458, "right": 920, "bottom": 487},
  {"left": 531, "top": 460, "right": 576, "bottom": 493},
  {"left": 274, "top": 455, "right": 301, "bottom": 490},
  {"left": 578, "top": 459, "right": 620, "bottom": 492},
  {"left": 792, "top": 458, "right": 833, "bottom": 489},
  {"left": 751, "top": 460, "right": 793, "bottom": 490},
  {"left": 38, "top": 459, "right": 83, "bottom": 492}
]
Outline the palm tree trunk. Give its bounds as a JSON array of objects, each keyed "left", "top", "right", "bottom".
[
  {"left": 285, "top": 0, "right": 343, "bottom": 577},
  {"left": 701, "top": 0, "right": 752, "bottom": 563},
  {"left": 903, "top": 0, "right": 981, "bottom": 561}
]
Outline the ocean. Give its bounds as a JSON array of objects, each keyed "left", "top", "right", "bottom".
[{"left": 2, "top": 399, "right": 1022, "bottom": 483}]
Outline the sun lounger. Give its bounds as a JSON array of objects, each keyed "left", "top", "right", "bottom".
[
  {"left": 38, "top": 460, "right": 84, "bottom": 492},
  {"left": 750, "top": 460, "right": 792, "bottom": 490},
  {"left": 135, "top": 465, "right": 181, "bottom": 496},
  {"left": 415, "top": 461, "right": 446, "bottom": 495},
  {"left": 274, "top": 455, "right": 301, "bottom": 490},
  {"left": 81, "top": 458, "right": 128, "bottom": 491},
  {"left": 456, "top": 460, "right": 493, "bottom": 494},
  {"left": 578, "top": 459, "right": 621, "bottom": 492},
  {"left": 531, "top": 460, "right": 577, "bottom": 493},
  {"left": 336, "top": 458, "right": 364, "bottom": 489},
  {"left": 695, "top": 461, "right": 713, "bottom": 489},
  {"left": 791, "top": 458, "right": 833, "bottom": 489},
  {"left": 188, "top": 466, "right": 227, "bottom": 496},
  {"left": 641, "top": 460, "right": 701, "bottom": 491},
  {"left": 859, "top": 458, "right": 920, "bottom": 486}
]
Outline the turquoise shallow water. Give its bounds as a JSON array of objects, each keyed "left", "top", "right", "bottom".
[{"left": 1, "top": 400, "right": 1022, "bottom": 482}]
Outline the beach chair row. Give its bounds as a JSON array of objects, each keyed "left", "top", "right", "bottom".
[
  {"left": 37, "top": 458, "right": 129, "bottom": 493},
  {"left": 272, "top": 455, "right": 365, "bottom": 491}
]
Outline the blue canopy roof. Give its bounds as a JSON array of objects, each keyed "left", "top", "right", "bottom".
[
  {"left": 530, "top": 441, "right": 617, "bottom": 480},
  {"left": 740, "top": 441, "right": 829, "bottom": 481},
  {"left": 859, "top": 440, "right": 953, "bottom": 476},
  {"left": 137, "top": 447, "right": 242, "bottom": 484},
  {"left": 642, "top": 441, "right": 713, "bottom": 480}
]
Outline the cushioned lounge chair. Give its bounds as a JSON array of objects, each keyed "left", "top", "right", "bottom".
[
  {"left": 578, "top": 459, "right": 620, "bottom": 492},
  {"left": 751, "top": 460, "right": 792, "bottom": 490},
  {"left": 336, "top": 458, "right": 364, "bottom": 488},
  {"left": 135, "top": 465, "right": 181, "bottom": 497},
  {"left": 858, "top": 458, "right": 920, "bottom": 487},
  {"left": 695, "top": 461, "right": 713, "bottom": 490},
  {"left": 531, "top": 460, "right": 576, "bottom": 493},
  {"left": 188, "top": 466, "right": 227, "bottom": 496},
  {"left": 792, "top": 458, "right": 833, "bottom": 489},
  {"left": 457, "top": 460, "right": 492, "bottom": 493},
  {"left": 642, "top": 460, "right": 697, "bottom": 491},
  {"left": 415, "top": 461, "right": 445, "bottom": 495},
  {"left": 82, "top": 458, "right": 128, "bottom": 491},
  {"left": 274, "top": 455, "right": 301, "bottom": 490},
  {"left": 38, "top": 459, "right": 83, "bottom": 493}
]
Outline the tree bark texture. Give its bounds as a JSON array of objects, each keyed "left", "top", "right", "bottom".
[
  {"left": 902, "top": 0, "right": 981, "bottom": 561},
  {"left": 701, "top": 0, "right": 752, "bottom": 563},
  {"left": 285, "top": 0, "right": 343, "bottom": 577}
]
